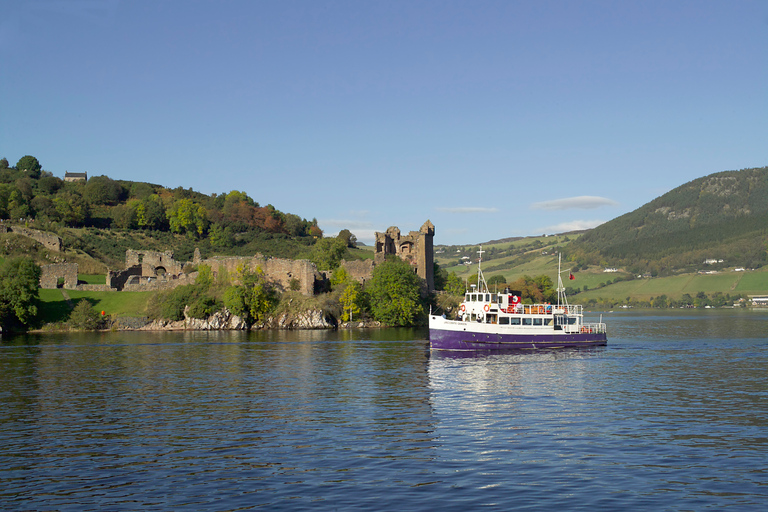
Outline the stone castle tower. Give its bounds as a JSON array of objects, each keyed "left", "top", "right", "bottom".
[{"left": 374, "top": 220, "right": 435, "bottom": 292}]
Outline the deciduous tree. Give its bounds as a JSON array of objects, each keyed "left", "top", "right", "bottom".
[
  {"left": 366, "top": 258, "right": 424, "bottom": 326},
  {"left": 0, "top": 257, "right": 41, "bottom": 329},
  {"left": 15, "top": 155, "right": 41, "bottom": 178}
]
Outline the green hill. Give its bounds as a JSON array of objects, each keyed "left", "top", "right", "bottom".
[
  {"left": 433, "top": 166, "right": 768, "bottom": 305},
  {"left": 568, "top": 166, "right": 768, "bottom": 275}
]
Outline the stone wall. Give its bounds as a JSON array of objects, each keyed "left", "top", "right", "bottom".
[
  {"left": 122, "top": 273, "right": 197, "bottom": 292},
  {"left": 339, "top": 259, "right": 375, "bottom": 285},
  {"left": 200, "top": 255, "right": 320, "bottom": 296},
  {"left": 40, "top": 263, "right": 78, "bottom": 289},
  {"left": 0, "top": 225, "right": 62, "bottom": 252},
  {"left": 107, "top": 265, "right": 143, "bottom": 291},
  {"left": 76, "top": 284, "right": 112, "bottom": 292},
  {"left": 125, "top": 249, "right": 184, "bottom": 276},
  {"left": 374, "top": 220, "right": 435, "bottom": 292}
]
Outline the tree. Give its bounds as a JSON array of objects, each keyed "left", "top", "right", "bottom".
[
  {"left": 15, "top": 155, "right": 41, "bottom": 178},
  {"left": 445, "top": 272, "right": 465, "bottom": 296},
  {"left": 168, "top": 198, "right": 209, "bottom": 237},
  {"left": 366, "top": 258, "right": 424, "bottom": 326},
  {"left": 337, "top": 229, "right": 357, "bottom": 248},
  {"left": 53, "top": 191, "right": 90, "bottom": 226},
  {"left": 434, "top": 263, "right": 449, "bottom": 291},
  {"left": 339, "top": 280, "right": 364, "bottom": 322},
  {"left": 310, "top": 236, "right": 347, "bottom": 270},
  {"left": 136, "top": 194, "right": 167, "bottom": 230},
  {"left": 84, "top": 175, "right": 126, "bottom": 205},
  {"left": 487, "top": 274, "right": 507, "bottom": 286},
  {"left": 69, "top": 299, "right": 102, "bottom": 330},
  {"left": 209, "top": 223, "right": 235, "bottom": 248},
  {"left": 0, "top": 257, "right": 41, "bottom": 329},
  {"left": 223, "top": 266, "right": 279, "bottom": 326}
]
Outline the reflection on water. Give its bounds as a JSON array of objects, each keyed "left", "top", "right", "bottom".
[{"left": 1, "top": 311, "right": 767, "bottom": 510}]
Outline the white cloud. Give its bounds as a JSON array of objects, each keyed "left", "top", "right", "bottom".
[
  {"left": 318, "top": 219, "right": 381, "bottom": 244},
  {"left": 531, "top": 196, "right": 618, "bottom": 211},
  {"left": 436, "top": 207, "right": 499, "bottom": 214},
  {"left": 541, "top": 219, "right": 607, "bottom": 233},
  {"left": 319, "top": 219, "right": 375, "bottom": 230}
]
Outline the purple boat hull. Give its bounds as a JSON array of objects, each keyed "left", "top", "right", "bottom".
[{"left": 429, "top": 327, "right": 607, "bottom": 351}]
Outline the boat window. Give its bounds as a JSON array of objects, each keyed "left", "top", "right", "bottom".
[
  {"left": 568, "top": 317, "right": 577, "bottom": 325},
  {"left": 522, "top": 318, "right": 532, "bottom": 326},
  {"left": 483, "top": 294, "right": 489, "bottom": 302},
  {"left": 533, "top": 318, "right": 543, "bottom": 326},
  {"left": 491, "top": 294, "right": 497, "bottom": 303},
  {"left": 499, "top": 317, "right": 510, "bottom": 325},
  {"left": 509, "top": 317, "right": 521, "bottom": 325},
  {"left": 465, "top": 294, "right": 470, "bottom": 302},
  {"left": 470, "top": 294, "right": 476, "bottom": 302}
]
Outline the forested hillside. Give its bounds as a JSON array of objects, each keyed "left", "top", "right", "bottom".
[
  {"left": 567, "top": 166, "right": 768, "bottom": 276},
  {"left": 0, "top": 155, "right": 325, "bottom": 266}
]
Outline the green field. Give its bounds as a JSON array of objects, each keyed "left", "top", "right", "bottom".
[
  {"left": 78, "top": 274, "right": 106, "bottom": 285},
  {"left": 577, "top": 270, "right": 768, "bottom": 302},
  {"left": 38, "top": 288, "right": 153, "bottom": 325}
]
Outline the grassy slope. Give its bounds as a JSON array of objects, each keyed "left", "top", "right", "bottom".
[
  {"left": 38, "top": 288, "right": 153, "bottom": 325},
  {"left": 577, "top": 270, "right": 768, "bottom": 302},
  {"left": 436, "top": 234, "right": 768, "bottom": 301}
]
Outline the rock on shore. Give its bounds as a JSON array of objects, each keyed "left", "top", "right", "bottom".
[{"left": 135, "top": 307, "right": 336, "bottom": 331}]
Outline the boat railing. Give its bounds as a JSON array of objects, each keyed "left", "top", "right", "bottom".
[
  {"left": 501, "top": 303, "right": 583, "bottom": 315},
  {"left": 581, "top": 322, "right": 607, "bottom": 334}
]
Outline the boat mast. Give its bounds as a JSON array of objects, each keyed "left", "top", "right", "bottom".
[
  {"left": 477, "top": 246, "right": 489, "bottom": 294},
  {"left": 556, "top": 253, "right": 570, "bottom": 309}
]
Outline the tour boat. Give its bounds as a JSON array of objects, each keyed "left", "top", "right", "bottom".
[{"left": 429, "top": 251, "right": 607, "bottom": 351}]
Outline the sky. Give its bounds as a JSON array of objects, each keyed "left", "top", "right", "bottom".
[{"left": 1, "top": 0, "right": 766, "bottom": 246}]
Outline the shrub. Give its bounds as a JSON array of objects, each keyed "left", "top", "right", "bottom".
[{"left": 68, "top": 299, "right": 102, "bottom": 330}]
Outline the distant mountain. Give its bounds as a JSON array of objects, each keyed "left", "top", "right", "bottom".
[{"left": 568, "top": 166, "right": 768, "bottom": 274}]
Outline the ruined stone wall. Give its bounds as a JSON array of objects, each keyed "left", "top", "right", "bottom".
[
  {"left": 128, "top": 249, "right": 183, "bottom": 275},
  {"left": 107, "top": 265, "right": 143, "bottom": 291},
  {"left": 40, "top": 263, "right": 78, "bottom": 289},
  {"left": 122, "top": 273, "right": 197, "bottom": 292},
  {"left": 1, "top": 225, "right": 62, "bottom": 252},
  {"left": 340, "top": 259, "right": 375, "bottom": 285},
  {"left": 374, "top": 220, "right": 435, "bottom": 292},
  {"left": 76, "top": 284, "right": 113, "bottom": 292},
  {"left": 125, "top": 249, "right": 184, "bottom": 276},
  {"left": 201, "top": 255, "right": 320, "bottom": 296}
]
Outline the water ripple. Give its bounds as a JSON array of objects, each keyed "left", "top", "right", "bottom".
[{"left": 2, "top": 315, "right": 767, "bottom": 510}]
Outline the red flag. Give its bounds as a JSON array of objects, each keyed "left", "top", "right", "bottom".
[{"left": 569, "top": 273, "right": 575, "bottom": 280}]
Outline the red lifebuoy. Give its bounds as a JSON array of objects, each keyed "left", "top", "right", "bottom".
[
  {"left": 460, "top": 304, "right": 466, "bottom": 312},
  {"left": 484, "top": 304, "right": 490, "bottom": 312}
]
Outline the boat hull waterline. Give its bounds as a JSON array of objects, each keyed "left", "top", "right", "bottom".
[{"left": 430, "top": 319, "right": 607, "bottom": 351}]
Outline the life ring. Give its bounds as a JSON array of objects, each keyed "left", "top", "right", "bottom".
[
  {"left": 484, "top": 304, "right": 490, "bottom": 312},
  {"left": 460, "top": 304, "right": 466, "bottom": 312}
]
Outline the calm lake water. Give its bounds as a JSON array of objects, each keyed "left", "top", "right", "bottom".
[{"left": 2, "top": 310, "right": 767, "bottom": 511}]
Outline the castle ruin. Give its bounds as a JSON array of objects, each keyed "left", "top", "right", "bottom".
[{"left": 374, "top": 220, "right": 435, "bottom": 292}]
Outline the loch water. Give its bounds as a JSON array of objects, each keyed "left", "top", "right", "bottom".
[{"left": 1, "top": 310, "right": 767, "bottom": 511}]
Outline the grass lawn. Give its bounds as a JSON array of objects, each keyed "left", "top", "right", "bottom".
[
  {"left": 576, "top": 269, "right": 768, "bottom": 302},
  {"left": 37, "top": 288, "right": 154, "bottom": 325},
  {"left": 78, "top": 274, "right": 106, "bottom": 285},
  {"left": 38, "top": 289, "right": 75, "bottom": 324},
  {"left": 734, "top": 271, "right": 768, "bottom": 294},
  {"left": 65, "top": 290, "right": 153, "bottom": 317}
]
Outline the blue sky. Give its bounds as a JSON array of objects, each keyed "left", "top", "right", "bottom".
[{"left": 2, "top": 0, "right": 766, "bottom": 246}]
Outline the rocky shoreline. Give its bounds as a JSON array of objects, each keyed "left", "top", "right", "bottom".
[{"left": 106, "top": 306, "right": 383, "bottom": 331}]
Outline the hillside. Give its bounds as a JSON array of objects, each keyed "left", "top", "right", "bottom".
[
  {"left": 433, "top": 166, "right": 768, "bottom": 306},
  {"left": 568, "top": 166, "right": 768, "bottom": 275},
  {"left": 0, "top": 155, "right": 332, "bottom": 268}
]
